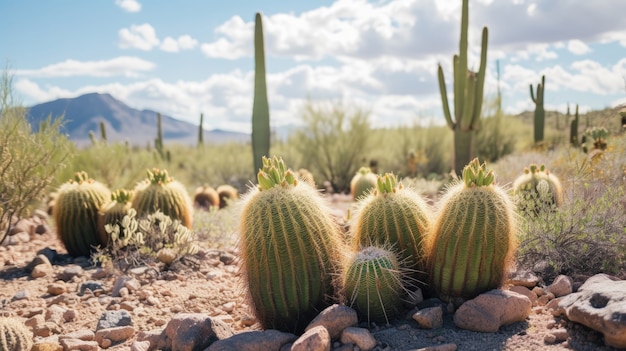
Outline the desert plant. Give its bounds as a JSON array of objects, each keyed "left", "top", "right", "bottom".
[
  {"left": 0, "top": 317, "right": 33, "bottom": 351},
  {"left": 216, "top": 184, "right": 239, "bottom": 209},
  {"left": 132, "top": 168, "right": 194, "bottom": 229},
  {"left": 99, "top": 121, "right": 107, "bottom": 143},
  {"left": 251, "top": 12, "right": 270, "bottom": 174},
  {"left": 238, "top": 156, "right": 346, "bottom": 333},
  {"left": 570, "top": 104, "right": 580, "bottom": 146},
  {"left": 198, "top": 113, "right": 204, "bottom": 147},
  {"left": 513, "top": 164, "right": 563, "bottom": 216},
  {"left": 437, "top": 0, "right": 488, "bottom": 175},
  {"left": 351, "top": 173, "right": 432, "bottom": 285},
  {"left": 193, "top": 184, "right": 220, "bottom": 210},
  {"left": 585, "top": 126, "right": 609, "bottom": 151},
  {"left": 350, "top": 167, "right": 378, "bottom": 200},
  {"left": 342, "top": 246, "right": 404, "bottom": 325},
  {"left": 0, "top": 68, "right": 72, "bottom": 244},
  {"left": 98, "top": 189, "right": 134, "bottom": 246},
  {"left": 427, "top": 158, "right": 517, "bottom": 304},
  {"left": 54, "top": 171, "right": 111, "bottom": 257},
  {"left": 530, "top": 75, "right": 546, "bottom": 145},
  {"left": 295, "top": 168, "right": 316, "bottom": 187}
]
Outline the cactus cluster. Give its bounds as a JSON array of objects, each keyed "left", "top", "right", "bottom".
[
  {"left": 513, "top": 164, "right": 563, "bottom": 214},
  {"left": 238, "top": 156, "right": 345, "bottom": 333},
  {"left": 350, "top": 167, "right": 377, "bottom": 200},
  {"left": 0, "top": 317, "right": 33, "bottom": 351},
  {"left": 530, "top": 75, "right": 546, "bottom": 145}
]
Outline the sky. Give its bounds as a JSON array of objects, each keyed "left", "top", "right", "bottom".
[{"left": 2, "top": 0, "right": 626, "bottom": 134}]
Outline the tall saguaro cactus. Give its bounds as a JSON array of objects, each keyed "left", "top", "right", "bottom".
[
  {"left": 530, "top": 75, "right": 546, "bottom": 144},
  {"left": 570, "top": 104, "right": 580, "bottom": 146},
  {"left": 437, "top": 0, "right": 488, "bottom": 175},
  {"left": 155, "top": 112, "right": 164, "bottom": 158},
  {"left": 251, "top": 12, "right": 270, "bottom": 173},
  {"left": 198, "top": 113, "right": 204, "bottom": 147}
]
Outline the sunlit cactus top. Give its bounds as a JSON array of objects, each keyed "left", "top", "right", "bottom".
[
  {"left": 462, "top": 158, "right": 495, "bottom": 187},
  {"left": 69, "top": 171, "right": 94, "bottom": 185},
  {"left": 146, "top": 168, "right": 172, "bottom": 185},
  {"left": 257, "top": 156, "right": 297, "bottom": 191},
  {"left": 110, "top": 189, "right": 133, "bottom": 203},
  {"left": 374, "top": 173, "right": 402, "bottom": 196},
  {"left": 524, "top": 163, "right": 546, "bottom": 175}
]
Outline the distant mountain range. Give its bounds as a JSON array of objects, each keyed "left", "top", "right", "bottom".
[{"left": 26, "top": 93, "right": 249, "bottom": 147}]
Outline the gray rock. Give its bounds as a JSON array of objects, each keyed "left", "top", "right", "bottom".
[
  {"left": 57, "top": 265, "right": 84, "bottom": 282},
  {"left": 453, "top": 289, "right": 532, "bottom": 333},
  {"left": 79, "top": 281, "right": 104, "bottom": 296},
  {"left": 412, "top": 306, "right": 443, "bottom": 329},
  {"left": 555, "top": 273, "right": 626, "bottom": 349},
  {"left": 26, "top": 254, "right": 52, "bottom": 272},
  {"left": 304, "top": 304, "right": 358, "bottom": 339},
  {"left": 96, "top": 310, "right": 133, "bottom": 330},
  {"left": 546, "top": 274, "right": 573, "bottom": 297},
  {"left": 164, "top": 313, "right": 234, "bottom": 351},
  {"left": 290, "top": 325, "right": 330, "bottom": 351},
  {"left": 507, "top": 269, "right": 540, "bottom": 288},
  {"left": 207, "top": 329, "right": 296, "bottom": 351}
]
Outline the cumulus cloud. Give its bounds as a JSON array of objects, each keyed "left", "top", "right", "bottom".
[
  {"left": 160, "top": 35, "right": 199, "bottom": 52},
  {"left": 14, "top": 57, "right": 156, "bottom": 78},
  {"left": 568, "top": 39, "right": 591, "bottom": 55},
  {"left": 118, "top": 23, "right": 159, "bottom": 50},
  {"left": 115, "top": 0, "right": 141, "bottom": 13}
]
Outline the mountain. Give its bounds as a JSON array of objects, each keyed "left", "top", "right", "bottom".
[{"left": 26, "top": 93, "right": 249, "bottom": 147}]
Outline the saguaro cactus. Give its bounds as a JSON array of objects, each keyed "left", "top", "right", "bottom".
[
  {"left": 437, "top": 0, "right": 488, "bottom": 175},
  {"left": 342, "top": 246, "right": 403, "bottom": 324},
  {"left": 530, "top": 75, "right": 546, "bottom": 145},
  {"left": 239, "top": 156, "right": 345, "bottom": 333},
  {"left": 351, "top": 173, "right": 431, "bottom": 286},
  {"left": 570, "top": 104, "right": 580, "bottom": 146},
  {"left": 198, "top": 113, "right": 204, "bottom": 147},
  {"left": 54, "top": 172, "right": 111, "bottom": 257},
  {"left": 427, "top": 159, "right": 517, "bottom": 303},
  {"left": 155, "top": 112, "right": 164, "bottom": 159},
  {"left": 251, "top": 12, "right": 270, "bottom": 174}
]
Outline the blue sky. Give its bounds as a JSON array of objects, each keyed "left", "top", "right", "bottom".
[{"left": 2, "top": 0, "right": 625, "bottom": 133}]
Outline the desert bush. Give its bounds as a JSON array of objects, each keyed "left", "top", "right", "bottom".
[{"left": 0, "top": 69, "right": 72, "bottom": 242}]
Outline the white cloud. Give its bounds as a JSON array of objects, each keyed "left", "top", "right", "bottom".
[
  {"left": 160, "top": 35, "right": 198, "bottom": 52},
  {"left": 115, "top": 0, "right": 141, "bottom": 13},
  {"left": 568, "top": 39, "right": 591, "bottom": 55},
  {"left": 118, "top": 23, "right": 159, "bottom": 50},
  {"left": 14, "top": 57, "right": 156, "bottom": 78}
]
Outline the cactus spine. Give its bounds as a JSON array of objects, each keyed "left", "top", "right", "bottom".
[
  {"left": 437, "top": 0, "right": 488, "bottom": 175},
  {"left": 132, "top": 169, "right": 193, "bottom": 228},
  {"left": 98, "top": 189, "right": 134, "bottom": 246},
  {"left": 513, "top": 164, "right": 563, "bottom": 214},
  {"left": 427, "top": 159, "right": 517, "bottom": 303},
  {"left": 350, "top": 167, "right": 378, "bottom": 201},
  {"left": 53, "top": 172, "right": 111, "bottom": 257},
  {"left": 342, "top": 246, "right": 403, "bottom": 324},
  {"left": 251, "top": 12, "right": 270, "bottom": 174},
  {"left": 239, "top": 156, "right": 345, "bottom": 333},
  {"left": 570, "top": 104, "right": 580, "bottom": 146},
  {"left": 193, "top": 184, "right": 220, "bottom": 210},
  {"left": 351, "top": 173, "right": 431, "bottom": 285},
  {"left": 0, "top": 317, "right": 33, "bottom": 351},
  {"left": 530, "top": 75, "right": 545, "bottom": 145}
]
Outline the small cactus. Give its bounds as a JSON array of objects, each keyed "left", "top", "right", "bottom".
[
  {"left": 350, "top": 167, "right": 377, "bottom": 200},
  {"left": 132, "top": 168, "right": 194, "bottom": 228},
  {"left": 427, "top": 158, "right": 517, "bottom": 304},
  {"left": 342, "top": 246, "right": 404, "bottom": 325},
  {"left": 585, "top": 126, "right": 609, "bottom": 151},
  {"left": 239, "top": 156, "right": 346, "bottom": 333},
  {"left": 98, "top": 189, "right": 134, "bottom": 246},
  {"left": 193, "top": 185, "right": 220, "bottom": 210},
  {"left": 0, "top": 317, "right": 33, "bottom": 351},
  {"left": 351, "top": 173, "right": 432, "bottom": 287},
  {"left": 216, "top": 184, "right": 239, "bottom": 209},
  {"left": 513, "top": 164, "right": 563, "bottom": 214},
  {"left": 54, "top": 172, "right": 111, "bottom": 257}
]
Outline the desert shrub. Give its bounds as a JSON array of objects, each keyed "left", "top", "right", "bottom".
[
  {"left": 475, "top": 98, "right": 523, "bottom": 163},
  {"left": 0, "top": 69, "right": 72, "bottom": 242},
  {"left": 93, "top": 209, "right": 198, "bottom": 271},
  {"left": 291, "top": 100, "right": 372, "bottom": 193}
]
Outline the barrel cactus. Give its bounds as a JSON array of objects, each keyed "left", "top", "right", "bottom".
[
  {"left": 350, "top": 167, "right": 377, "bottom": 200},
  {"left": 0, "top": 317, "right": 33, "bottom": 351},
  {"left": 351, "top": 173, "right": 432, "bottom": 287},
  {"left": 427, "top": 158, "right": 517, "bottom": 304},
  {"left": 216, "top": 184, "right": 239, "bottom": 209},
  {"left": 193, "top": 184, "right": 220, "bottom": 210},
  {"left": 132, "top": 168, "right": 193, "bottom": 228},
  {"left": 239, "top": 156, "right": 346, "bottom": 333},
  {"left": 512, "top": 164, "right": 563, "bottom": 215},
  {"left": 98, "top": 189, "right": 134, "bottom": 246},
  {"left": 342, "top": 246, "right": 403, "bottom": 324},
  {"left": 53, "top": 171, "right": 111, "bottom": 257}
]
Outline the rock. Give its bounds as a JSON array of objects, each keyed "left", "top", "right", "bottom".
[
  {"left": 59, "top": 338, "right": 99, "bottom": 351},
  {"left": 545, "top": 274, "right": 573, "bottom": 297},
  {"left": 207, "top": 329, "right": 297, "bottom": 351},
  {"left": 507, "top": 269, "right": 541, "bottom": 288},
  {"left": 412, "top": 306, "right": 443, "bottom": 329},
  {"left": 32, "top": 342, "right": 63, "bottom": 351},
  {"left": 453, "top": 289, "right": 532, "bottom": 333},
  {"left": 95, "top": 325, "right": 136, "bottom": 347},
  {"left": 164, "top": 313, "right": 234, "bottom": 351},
  {"left": 509, "top": 286, "right": 537, "bottom": 306},
  {"left": 96, "top": 310, "right": 133, "bottom": 330},
  {"left": 79, "top": 281, "right": 104, "bottom": 296},
  {"left": 32, "top": 264, "right": 53, "bottom": 278},
  {"left": 339, "top": 327, "right": 377, "bottom": 351},
  {"left": 290, "top": 325, "right": 331, "bottom": 351},
  {"left": 27, "top": 254, "right": 52, "bottom": 272},
  {"left": 62, "top": 330, "right": 94, "bottom": 341},
  {"left": 555, "top": 273, "right": 626, "bottom": 349},
  {"left": 47, "top": 282, "right": 66, "bottom": 296},
  {"left": 130, "top": 340, "right": 151, "bottom": 351},
  {"left": 56, "top": 265, "right": 84, "bottom": 282},
  {"left": 12, "top": 289, "right": 29, "bottom": 301},
  {"left": 112, "top": 275, "right": 133, "bottom": 297},
  {"left": 136, "top": 329, "right": 166, "bottom": 350},
  {"left": 9, "top": 218, "right": 35, "bottom": 236},
  {"left": 543, "top": 328, "right": 569, "bottom": 344},
  {"left": 36, "top": 247, "right": 58, "bottom": 264},
  {"left": 304, "top": 304, "right": 358, "bottom": 339},
  {"left": 410, "top": 344, "right": 458, "bottom": 351},
  {"left": 46, "top": 305, "right": 67, "bottom": 325}
]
